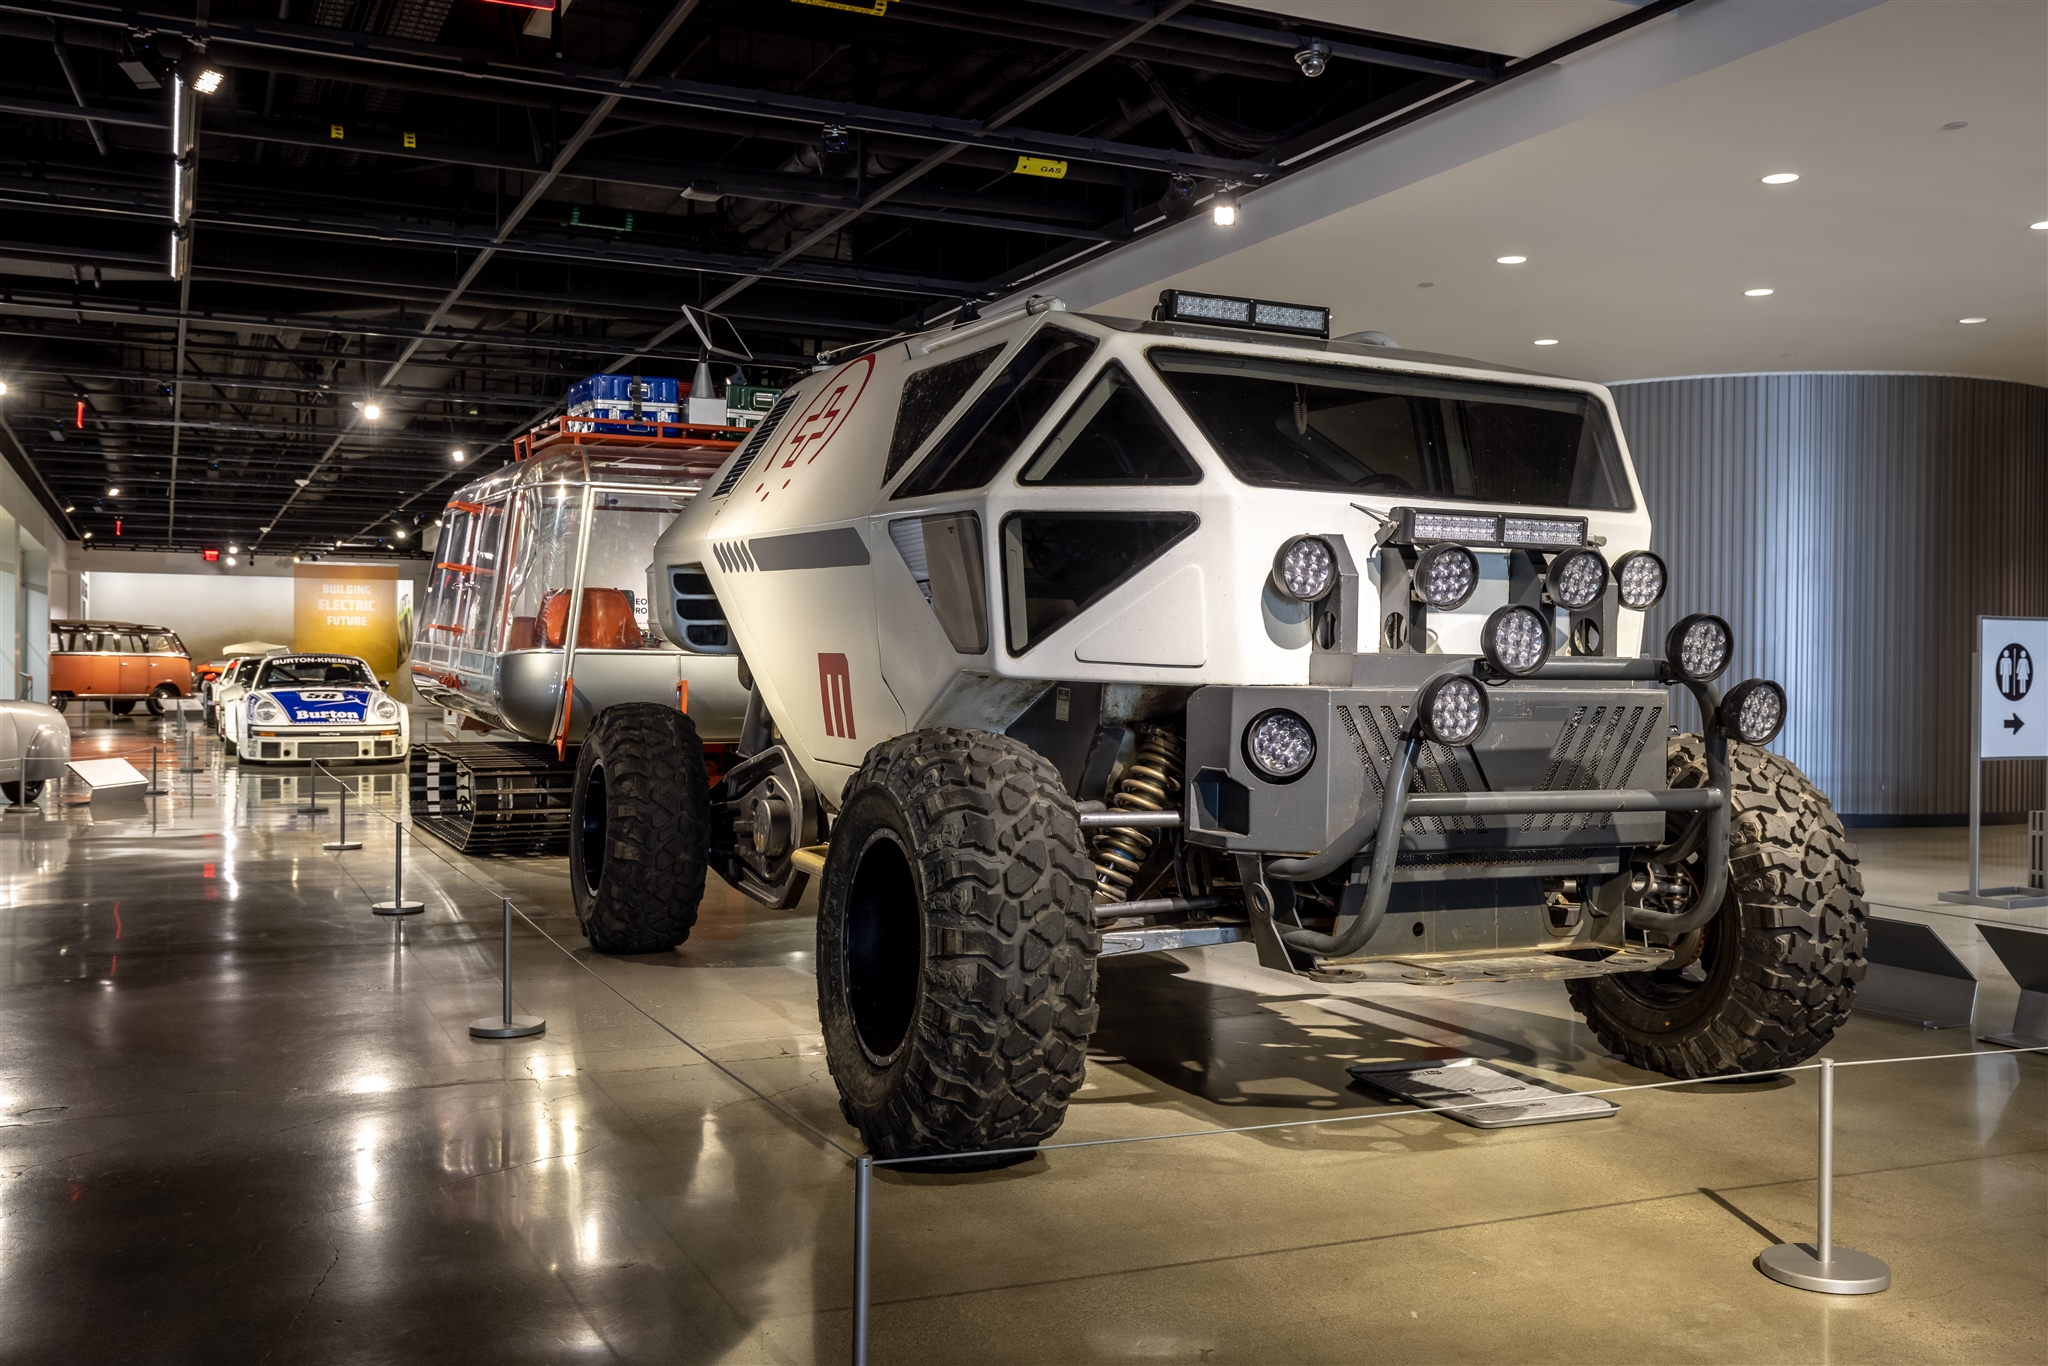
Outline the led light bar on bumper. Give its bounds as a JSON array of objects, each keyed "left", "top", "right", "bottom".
[
  {"left": 1155, "top": 289, "right": 1331, "bottom": 339},
  {"left": 1392, "top": 506, "right": 1589, "bottom": 551},
  {"left": 1721, "top": 678, "right": 1787, "bottom": 745}
]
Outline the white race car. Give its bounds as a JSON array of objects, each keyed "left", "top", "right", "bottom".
[{"left": 227, "top": 653, "right": 410, "bottom": 764}]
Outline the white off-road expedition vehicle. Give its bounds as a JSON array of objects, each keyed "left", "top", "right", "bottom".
[{"left": 572, "top": 289, "right": 1867, "bottom": 1162}]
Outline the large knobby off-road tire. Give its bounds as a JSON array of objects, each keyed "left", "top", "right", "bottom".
[
  {"left": 570, "top": 703, "right": 710, "bottom": 954},
  {"left": 819, "top": 729, "right": 1098, "bottom": 1166},
  {"left": 1567, "top": 735, "right": 1867, "bottom": 1076}
]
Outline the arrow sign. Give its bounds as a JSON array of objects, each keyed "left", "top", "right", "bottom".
[
  {"left": 2005, "top": 714, "right": 2025, "bottom": 734},
  {"left": 1981, "top": 618, "right": 2048, "bottom": 759}
]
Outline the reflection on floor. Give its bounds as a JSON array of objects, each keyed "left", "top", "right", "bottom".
[{"left": 0, "top": 709, "right": 2040, "bottom": 1363}]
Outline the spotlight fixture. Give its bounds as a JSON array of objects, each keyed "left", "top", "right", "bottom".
[
  {"left": 1745, "top": 288, "right": 1775, "bottom": 297},
  {"left": 1496, "top": 255, "right": 1527, "bottom": 264},
  {"left": 1271, "top": 536, "right": 1336, "bottom": 602},
  {"left": 451, "top": 447, "right": 466, "bottom": 462},
  {"left": 1293, "top": 37, "right": 1329, "bottom": 77},
  {"left": 1760, "top": 172, "right": 1800, "bottom": 184},
  {"left": 0, "top": 380, "right": 8, "bottom": 396},
  {"left": 1243, "top": 709, "right": 1316, "bottom": 782},
  {"left": 395, "top": 529, "right": 408, "bottom": 541},
  {"left": 83, "top": 531, "right": 93, "bottom": 539},
  {"left": 1212, "top": 186, "right": 1239, "bottom": 227},
  {"left": 1959, "top": 317, "right": 1988, "bottom": 324},
  {"left": 1542, "top": 546, "right": 1609, "bottom": 611},
  {"left": 1533, "top": 339, "right": 1559, "bottom": 346},
  {"left": 107, "top": 485, "right": 120, "bottom": 495},
  {"left": 1415, "top": 674, "right": 1488, "bottom": 747},
  {"left": 1721, "top": 678, "right": 1787, "bottom": 746},
  {"left": 1411, "top": 543, "right": 1478, "bottom": 610},
  {"left": 63, "top": 505, "right": 74, "bottom": 513},
  {"left": 225, "top": 556, "right": 237, "bottom": 566},
  {"left": 1612, "top": 550, "right": 1667, "bottom": 610},
  {"left": 1481, "top": 605, "right": 1551, "bottom": 677},
  {"left": 228, "top": 543, "right": 239, "bottom": 553},
  {"left": 1158, "top": 173, "right": 1195, "bottom": 221},
  {"left": 1666, "top": 613, "right": 1734, "bottom": 682},
  {"left": 192, "top": 68, "right": 223, "bottom": 94},
  {"left": 362, "top": 402, "right": 382, "bottom": 420}
]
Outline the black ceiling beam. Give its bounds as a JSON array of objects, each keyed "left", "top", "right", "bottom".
[
  {"left": 0, "top": 174, "right": 978, "bottom": 300},
  {"left": 4, "top": 0, "right": 1274, "bottom": 180},
  {"left": 0, "top": 289, "right": 770, "bottom": 365},
  {"left": 1005, "top": 0, "right": 1500, "bottom": 82}
]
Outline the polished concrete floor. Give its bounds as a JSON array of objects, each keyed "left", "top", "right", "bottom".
[{"left": 1, "top": 709, "right": 2041, "bottom": 1364}]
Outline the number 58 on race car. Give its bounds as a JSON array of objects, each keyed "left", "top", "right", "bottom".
[{"left": 223, "top": 653, "right": 410, "bottom": 764}]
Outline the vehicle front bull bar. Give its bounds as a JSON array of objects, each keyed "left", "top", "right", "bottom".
[{"left": 1266, "top": 657, "right": 1731, "bottom": 959}]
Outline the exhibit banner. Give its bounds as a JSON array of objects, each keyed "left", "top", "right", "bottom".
[
  {"left": 294, "top": 564, "right": 402, "bottom": 689},
  {"left": 1979, "top": 616, "right": 2046, "bottom": 761}
]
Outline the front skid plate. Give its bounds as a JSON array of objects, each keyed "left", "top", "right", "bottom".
[{"left": 1310, "top": 942, "right": 1673, "bottom": 984}]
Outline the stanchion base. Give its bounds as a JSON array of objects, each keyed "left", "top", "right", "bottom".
[
  {"left": 470, "top": 1015, "right": 545, "bottom": 1039},
  {"left": 324, "top": 840, "right": 363, "bottom": 851},
  {"left": 1758, "top": 1242, "right": 1891, "bottom": 1294},
  {"left": 1938, "top": 887, "right": 2048, "bottom": 910},
  {"left": 297, "top": 806, "right": 330, "bottom": 816},
  {"left": 1978, "top": 1030, "right": 2048, "bottom": 1051},
  {"left": 144, "top": 787, "right": 170, "bottom": 797},
  {"left": 372, "top": 900, "right": 425, "bottom": 916}
]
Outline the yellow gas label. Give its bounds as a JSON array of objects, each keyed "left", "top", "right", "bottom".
[
  {"left": 330, "top": 124, "right": 344, "bottom": 139},
  {"left": 1014, "top": 155, "right": 1067, "bottom": 180},
  {"left": 403, "top": 132, "right": 417, "bottom": 149}
]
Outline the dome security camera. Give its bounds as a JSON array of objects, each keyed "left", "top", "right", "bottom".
[{"left": 1294, "top": 37, "right": 1329, "bottom": 78}]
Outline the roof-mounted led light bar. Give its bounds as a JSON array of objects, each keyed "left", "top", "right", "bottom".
[
  {"left": 1386, "top": 506, "right": 1589, "bottom": 552},
  {"left": 1154, "top": 289, "right": 1331, "bottom": 340}
]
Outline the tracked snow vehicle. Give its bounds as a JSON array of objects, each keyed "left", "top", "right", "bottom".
[
  {"left": 407, "top": 417, "right": 758, "bottom": 915},
  {"left": 581, "top": 291, "right": 1866, "bottom": 1161}
]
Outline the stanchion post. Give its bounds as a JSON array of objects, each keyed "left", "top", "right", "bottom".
[
  {"left": 469, "top": 898, "right": 544, "bottom": 1039},
  {"left": 144, "top": 745, "right": 168, "bottom": 797},
  {"left": 852, "top": 1156, "right": 872, "bottom": 1366},
  {"left": 372, "top": 822, "right": 424, "bottom": 915},
  {"left": 298, "top": 764, "right": 328, "bottom": 816},
  {"left": 1758, "top": 1058, "right": 1890, "bottom": 1294},
  {"left": 323, "top": 766, "right": 361, "bottom": 851}
]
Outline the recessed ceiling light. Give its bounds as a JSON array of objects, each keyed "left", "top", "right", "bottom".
[
  {"left": 1744, "top": 288, "right": 1775, "bottom": 297},
  {"left": 1959, "top": 316, "right": 1988, "bottom": 324},
  {"left": 1533, "top": 339, "right": 1559, "bottom": 346},
  {"left": 1760, "top": 173, "right": 1800, "bottom": 185},
  {"left": 362, "top": 403, "right": 382, "bottom": 421},
  {"left": 1496, "top": 255, "right": 1527, "bottom": 265},
  {"left": 2032, "top": 221, "right": 2048, "bottom": 231}
]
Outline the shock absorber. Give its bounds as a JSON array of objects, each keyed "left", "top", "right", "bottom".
[{"left": 1090, "top": 728, "right": 1184, "bottom": 905}]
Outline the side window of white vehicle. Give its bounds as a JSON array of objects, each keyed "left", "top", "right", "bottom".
[
  {"left": 883, "top": 345, "right": 1004, "bottom": 482},
  {"left": 892, "top": 326, "right": 1098, "bottom": 499},
  {"left": 1018, "top": 362, "right": 1201, "bottom": 486}
]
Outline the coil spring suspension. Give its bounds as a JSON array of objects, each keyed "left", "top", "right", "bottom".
[{"left": 1090, "top": 729, "right": 1185, "bottom": 905}]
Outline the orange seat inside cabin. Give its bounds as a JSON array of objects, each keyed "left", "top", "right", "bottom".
[{"left": 508, "top": 589, "right": 643, "bottom": 650}]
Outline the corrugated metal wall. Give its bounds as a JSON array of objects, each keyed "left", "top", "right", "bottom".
[{"left": 1610, "top": 373, "right": 2047, "bottom": 820}]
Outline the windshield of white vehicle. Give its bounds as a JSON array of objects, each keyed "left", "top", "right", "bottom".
[
  {"left": 257, "top": 658, "right": 376, "bottom": 689},
  {"left": 1150, "top": 349, "right": 1633, "bottom": 510}
]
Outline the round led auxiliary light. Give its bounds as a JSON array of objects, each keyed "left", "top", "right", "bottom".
[
  {"left": 1481, "top": 605, "right": 1552, "bottom": 677},
  {"left": 1543, "top": 546, "right": 1609, "bottom": 611},
  {"left": 1411, "top": 543, "right": 1479, "bottom": 610},
  {"left": 1666, "top": 613, "right": 1735, "bottom": 683},
  {"left": 1271, "top": 536, "right": 1337, "bottom": 602},
  {"left": 1416, "top": 674, "right": 1489, "bottom": 747},
  {"left": 1721, "top": 678, "right": 1787, "bottom": 746},
  {"left": 1612, "top": 550, "right": 1667, "bottom": 611},
  {"left": 1244, "top": 709, "right": 1316, "bottom": 782}
]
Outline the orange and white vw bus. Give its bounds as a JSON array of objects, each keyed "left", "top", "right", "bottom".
[{"left": 49, "top": 620, "right": 198, "bottom": 715}]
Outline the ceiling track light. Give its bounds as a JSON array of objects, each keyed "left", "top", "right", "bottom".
[{"left": 1212, "top": 185, "right": 1239, "bottom": 227}]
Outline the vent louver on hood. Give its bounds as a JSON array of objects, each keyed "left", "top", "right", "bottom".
[{"left": 711, "top": 390, "right": 802, "bottom": 499}]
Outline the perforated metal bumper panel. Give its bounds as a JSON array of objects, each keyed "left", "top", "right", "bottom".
[{"left": 1184, "top": 674, "right": 1668, "bottom": 865}]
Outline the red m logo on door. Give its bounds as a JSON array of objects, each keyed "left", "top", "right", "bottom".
[{"left": 818, "top": 653, "right": 855, "bottom": 739}]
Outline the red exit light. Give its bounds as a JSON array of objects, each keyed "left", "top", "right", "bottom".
[{"left": 202, "top": 548, "right": 220, "bottom": 562}]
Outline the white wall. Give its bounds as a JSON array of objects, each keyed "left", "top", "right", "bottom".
[{"left": 81, "top": 572, "right": 297, "bottom": 668}]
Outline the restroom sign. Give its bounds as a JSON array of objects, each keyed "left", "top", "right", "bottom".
[{"left": 1979, "top": 616, "right": 2048, "bottom": 759}]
